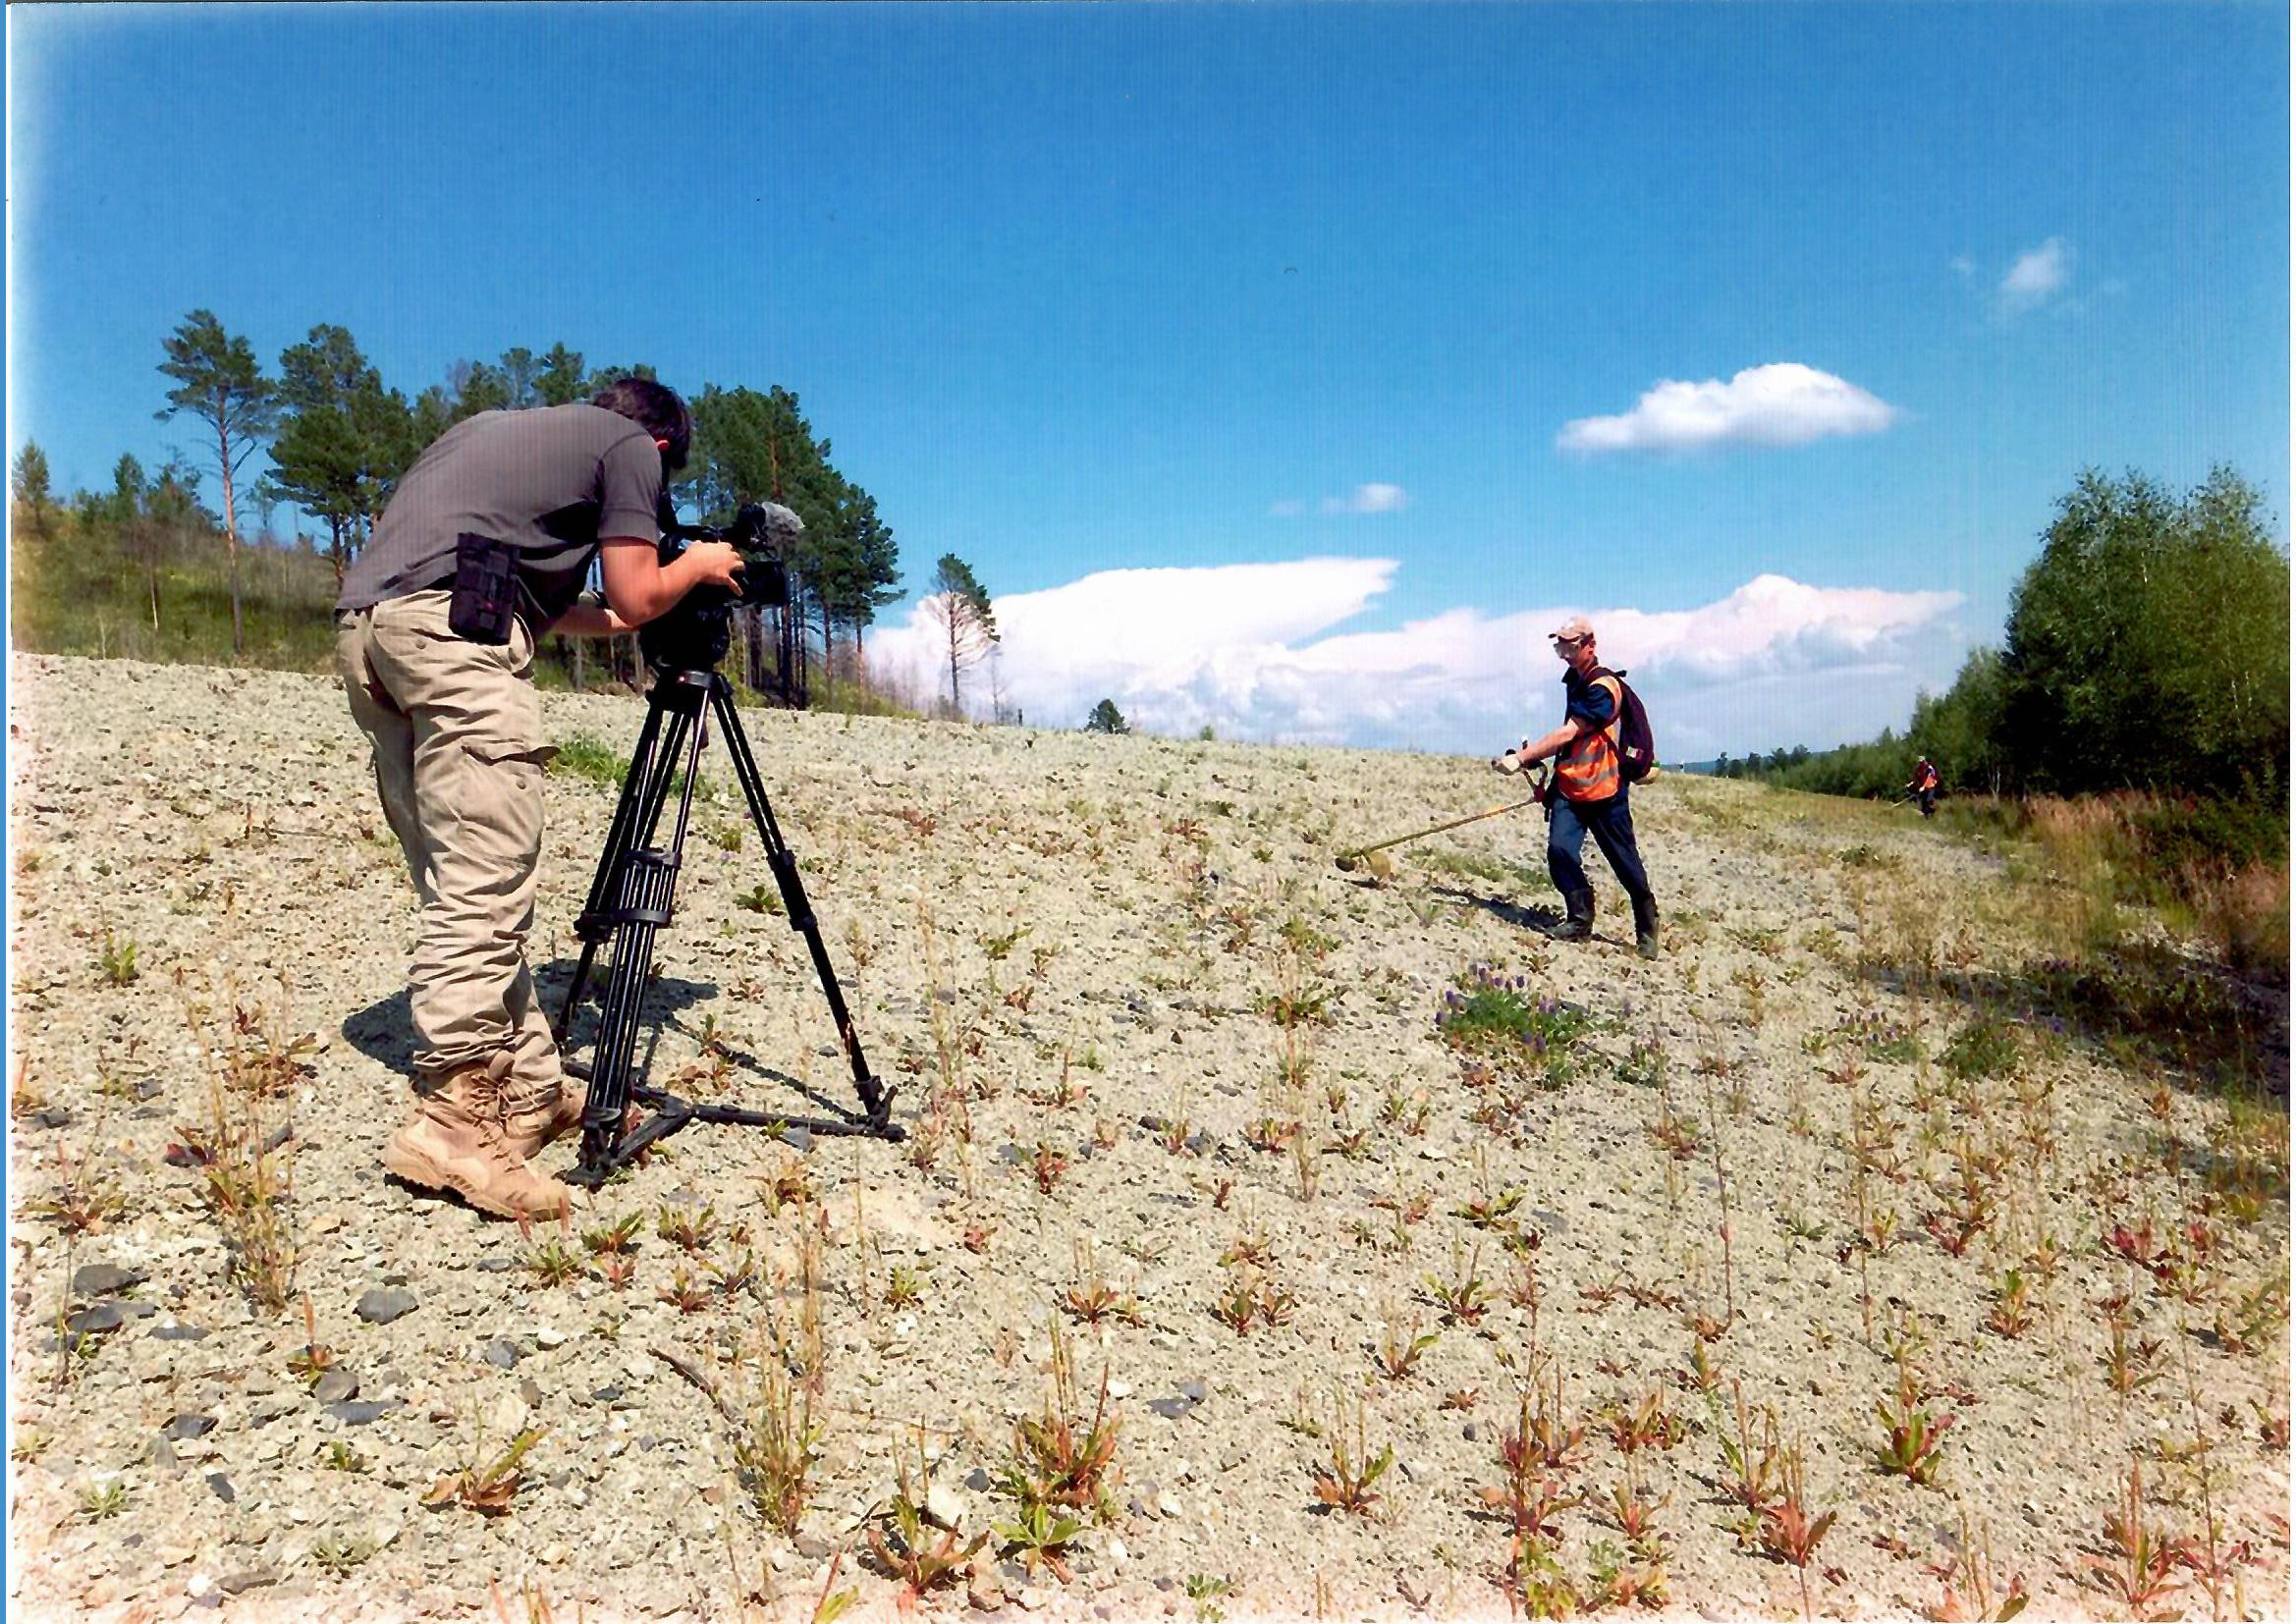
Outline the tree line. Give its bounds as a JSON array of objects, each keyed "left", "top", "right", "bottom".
[
  {"left": 14, "top": 310, "right": 916, "bottom": 690},
  {"left": 1717, "top": 465, "right": 2288, "bottom": 853}
]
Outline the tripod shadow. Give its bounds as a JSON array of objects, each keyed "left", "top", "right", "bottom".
[
  {"left": 537, "top": 959, "right": 877, "bottom": 1127},
  {"left": 1429, "top": 885, "right": 1561, "bottom": 935}
]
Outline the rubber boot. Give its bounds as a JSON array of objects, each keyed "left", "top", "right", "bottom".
[
  {"left": 504, "top": 1075, "right": 586, "bottom": 1164},
  {"left": 383, "top": 1052, "right": 572, "bottom": 1220},
  {"left": 1633, "top": 894, "right": 1662, "bottom": 960},
  {"left": 1544, "top": 888, "right": 1595, "bottom": 942}
]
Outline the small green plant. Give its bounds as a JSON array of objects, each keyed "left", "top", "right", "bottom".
[
  {"left": 582, "top": 1211, "right": 643, "bottom": 1257},
  {"left": 310, "top": 1532, "right": 379, "bottom": 1575},
  {"left": 97, "top": 931, "right": 139, "bottom": 986},
  {"left": 1874, "top": 1367, "right": 1953, "bottom": 1486},
  {"left": 523, "top": 1228, "right": 587, "bottom": 1289},
  {"left": 655, "top": 1202, "right": 717, "bottom": 1253},
  {"left": 1310, "top": 1398, "right": 1394, "bottom": 1516},
  {"left": 1002, "top": 1322, "right": 1122, "bottom": 1536},
  {"left": 870, "top": 1439, "right": 985, "bottom": 1599},
  {"left": 736, "top": 883, "right": 784, "bottom": 916},
  {"left": 2082, "top": 1463, "right": 2188, "bottom": 1616},
  {"left": 320, "top": 1439, "right": 369, "bottom": 1474},
  {"left": 1754, "top": 1444, "right": 1834, "bottom": 1622},
  {"left": 734, "top": 1345, "right": 824, "bottom": 1535},
  {"left": 1374, "top": 1313, "right": 1440, "bottom": 1381},
  {"left": 78, "top": 1478, "right": 129, "bottom": 1521},
  {"left": 422, "top": 1426, "right": 545, "bottom": 1515},
  {"left": 1183, "top": 1573, "right": 1233, "bottom": 1623}
]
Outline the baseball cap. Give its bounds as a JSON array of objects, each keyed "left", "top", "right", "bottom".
[{"left": 1549, "top": 616, "right": 1595, "bottom": 644}]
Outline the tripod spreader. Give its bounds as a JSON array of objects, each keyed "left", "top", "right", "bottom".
[{"left": 553, "top": 667, "right": 902, "bottom": 1184}]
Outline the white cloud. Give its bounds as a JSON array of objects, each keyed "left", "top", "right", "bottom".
[
  {"left": 866, "top": 561, "right": 1964, "bottom": 759},
  {"left": 1273, "top": 483, "right": 1409, "bottom": 516},
  {"left": 1996, "top": 237, "right": 2074, "bottom": 316},
  {"left": 1556, "top": 364, "right": 1899, "bottom": 456},
  {"left": 1322, "top": 482, "right": 1407, "bottom": 514},
  {"left": 1949, "top": 254, "right": 1976, "bottom": 281}
]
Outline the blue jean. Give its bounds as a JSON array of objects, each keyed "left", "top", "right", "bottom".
[{"left": 1548, "top": 790, "right": 1654, "bottom": 908}]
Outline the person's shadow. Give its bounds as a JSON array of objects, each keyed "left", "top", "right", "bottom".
[
  {"left": 341, "top": 961, "right": 719, "bottom": 1075},
  {"left": 1429, "top": 884, "right": 1561, "bottom": 935},
  {"left": 340, "top": 962, "right": 871, "bottom": 1125}
]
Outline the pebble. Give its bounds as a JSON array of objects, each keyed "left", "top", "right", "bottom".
[
  {"left": 325, "top": 1400, "right": 398, "bottom": 1426},
  {"left": 311, "top": 1371, "right": 358, "bottom": 1405},
  {"left": 533, "top": 1326, "right": 568, "bottom": 1349},
  {"left": 151, "top": 1322, "right": 210, "bottom": 1342},
  {"left": 65, "top": 1302, "right": 128, "bottom": 1337},
  {"left": 482, "top": 1338, "right": 522, "bottom": 1369},
  {"left": 355, "top": 1288, "right": 418, "bottom": 1326},
  {"left": 164, "top": 1414, "right": 218, "bottom": 1440},
  {"left": 204, "top": 1474, "right": 236, "bottom": 1504},
  {"left": 73, "top": 1263, "right": 144, "bottom": 1297}
]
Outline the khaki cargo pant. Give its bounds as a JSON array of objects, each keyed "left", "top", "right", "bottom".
[{"left": 336, "top": 590, "right": 564, "bottom": 1105}]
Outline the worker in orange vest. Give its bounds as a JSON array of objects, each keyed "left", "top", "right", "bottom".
[
  {"left": 1906, "top": 756, "right": 1941, "bottom": 818},
  {"left": 1502, "top": 617, "right": 1661, "bottom": 958}
]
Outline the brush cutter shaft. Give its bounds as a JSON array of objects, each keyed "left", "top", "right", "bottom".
[{"left": 1339, "top": 791, "right": 1542, "bottom": 862}]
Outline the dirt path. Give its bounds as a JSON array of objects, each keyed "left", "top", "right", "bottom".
[{"left": 7, "top": 654, "right": 2287, "bottom": 1621}]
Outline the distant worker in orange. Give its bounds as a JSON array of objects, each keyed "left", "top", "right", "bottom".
[{"left": 1906, "top": 755, "right": 1941, "bottom": 818}]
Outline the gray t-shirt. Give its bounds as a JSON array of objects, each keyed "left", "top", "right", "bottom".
[{"left": 338, "top": 403, "right": 663, "bottom": 626}]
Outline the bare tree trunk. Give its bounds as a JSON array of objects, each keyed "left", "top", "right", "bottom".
[{"left": 217, "top": 419, "right": 245, "bottom": 659}]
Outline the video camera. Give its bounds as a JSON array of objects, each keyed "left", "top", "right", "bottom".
[{"left": 640, "top": 495, "right": 800, "bottom": 675}]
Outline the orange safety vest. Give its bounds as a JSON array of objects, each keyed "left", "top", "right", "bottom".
[{"left": 1554, "top": 674, "right": 1624, "bottom": 803}]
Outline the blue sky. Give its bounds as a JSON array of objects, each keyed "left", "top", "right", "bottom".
[{"left": 9, "top": 3, "right": 2288, "bottom": 755}]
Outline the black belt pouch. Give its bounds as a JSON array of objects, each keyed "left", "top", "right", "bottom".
[{"left": 447, "top": 532, "right": 519, "bottom": 645}]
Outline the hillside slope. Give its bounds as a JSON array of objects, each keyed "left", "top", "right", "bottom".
[{"left": 7, "top": 654, "right": 2287, "bottom": 1621}]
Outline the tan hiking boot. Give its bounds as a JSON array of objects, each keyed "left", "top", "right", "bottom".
[
  {"left": 504, "top": 1075, "right": 586, "bottom": 1163},
  {"left": 383, "top": 1053, "right": 571, "bottom": 1220}
]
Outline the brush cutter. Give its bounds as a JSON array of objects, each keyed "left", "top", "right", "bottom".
[{"left": 1335, "top": 761, "right": 1549, "bottom": 876}]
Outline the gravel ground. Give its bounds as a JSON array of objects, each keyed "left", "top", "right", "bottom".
[{"left": 6, "top": 653, "right": 2288, "bottom": 1622}]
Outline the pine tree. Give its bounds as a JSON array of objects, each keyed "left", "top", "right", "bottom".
[{"left": 156, "top": 310, "right": 277, "bottom": 657}]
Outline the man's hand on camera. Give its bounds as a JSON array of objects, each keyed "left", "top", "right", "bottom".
[
  {"left": 601, "top": 535, "right": 745, "bottom": 626},
  {"left": 684, "top": 541, "right": 746, "bottom": 593}
]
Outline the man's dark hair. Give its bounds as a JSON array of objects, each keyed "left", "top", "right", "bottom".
[{"left": 592, "top": 376, "right": 692, "bottom": 471}]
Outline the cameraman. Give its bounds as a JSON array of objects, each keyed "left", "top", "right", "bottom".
[{"left": 334, "top": 377, "right": 742, "bottom": 1218}]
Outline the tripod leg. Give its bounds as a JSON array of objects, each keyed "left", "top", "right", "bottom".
[
  {"left": 556, "top": 687, "right": 677, "bottom": 1042},
  {"left": 708, "top": 681, "right": 893, "bottom": 1128},
  {"left": 574, "top": 684, "right": 710, "bottom": 1178}
]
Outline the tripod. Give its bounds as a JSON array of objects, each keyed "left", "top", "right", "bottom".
[{"left": 552, "top": 665, "right": 902, "bottom": 1183}]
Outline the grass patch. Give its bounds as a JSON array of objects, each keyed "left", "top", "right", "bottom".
[
  {"left": 1437, "top": 965, "right": 1594, "bottom": 1056},
  {"left": 549, "top": 733, "right": 629, "bottom": 790},
  {"left": 1938, "top": 1015, "right": 2021, "bottom": 1081}
]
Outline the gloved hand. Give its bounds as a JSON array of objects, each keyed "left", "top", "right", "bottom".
[{"left": 1492, "top": 740, "right": 1532, "bottom": 775}]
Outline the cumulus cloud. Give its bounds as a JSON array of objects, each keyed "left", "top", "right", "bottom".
[
  {"left": 866, "top": 560, "right": 1963, "bottom": 759},
  {"left": 1556, "top": 364, "right": 1899, "bottom": 456},
  {"left": 1997, "top": 237, "right": 2074, "bottom": 316}
]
